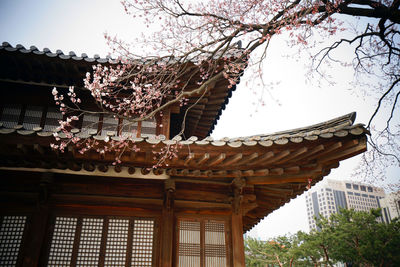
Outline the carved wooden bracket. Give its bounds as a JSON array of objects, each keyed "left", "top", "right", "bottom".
[
  {"left": 231, "top": 177, "right": 246, "bottom": 215},
  {"left": 164, "top": 179, "right": 176, "bottom": 211},
  {"left": 39, "top": 172, "right": 53, "bottom": 205}
]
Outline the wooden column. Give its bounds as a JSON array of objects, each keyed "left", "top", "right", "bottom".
[
  {"left": 231, "top": 177, "right": 246, "bottom": 267},
  {"left": 160, "top": 179, "right": 175, "bottom": 267},
  {"left": 22, "top": 173, "right": 52, "bottom": 266}
]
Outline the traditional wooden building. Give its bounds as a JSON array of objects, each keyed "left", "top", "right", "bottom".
[{"left": 0, "top": 42, "right": 368, "bottom": 267}]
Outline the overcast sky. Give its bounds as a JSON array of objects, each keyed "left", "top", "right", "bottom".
[{"left": 1, "top": 0, "right": 398, "bottom": 239}]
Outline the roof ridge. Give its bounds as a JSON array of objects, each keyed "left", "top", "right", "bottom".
[
  {"left": 250, "top": 112, "right": 357, "bottom": 139},
  {"left": 1, "top": 41, "right": 117, "bottom": 64}
]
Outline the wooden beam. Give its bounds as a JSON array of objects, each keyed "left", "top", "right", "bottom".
[
  {"left": 221, "top": 153, "right": 242, "bottom": 167},
  {"left": 174, "top": 200, "right": 231, "bottom": 209},
  {"left": 263, "top": 150, "right": 290, "bottom": 165},
  {"left": 16, "top": 144, "right": 28, "bottom": 155},
  {"left": 253, "top": 169, "right": 269, "bottom": 176},
  {"left": 308, "top": 141, "right": 342, "bottom": 161},
  {"left": 186, "top": 108, "right": 205, "bottom": 115},
  {"left": 247, "top": 175, "right": 316, "bottom": 185},
  {"left": 206, "top": 98, "right": 224, "bottom": 105},
  {"left": 197, "top": 153, "right": 210, "bottom": 166},
  {"left": 166, "top": 168, "right": 177, "bottom": 176},
  {"left": 183, "top": 153, "right": 195, "bottom": 166},
  {"left": 242, "top": 170, "right": 255, "bottom": 176},
  {"left": 292, "top": 144, "right": 324, "bottom": 162},
  {"left": 237, "top": 153, "right": 258, "bottom": 166},
  {"left": 51, "top": 194, "right": 164, "bottom": 206},
  {"left": 318, "top": 138, "right": 366, "bottom": 164},
  {"left": 242, "top": 202, "right": 258, "bottom": 216},
  {"left": 270, "top": 168, "right": 284, "bottom": 175},
  {"left": 214, "top": 170, "right": 227, "bottom": 176},
  {"left": 256, "top": 185, "right": 294, "bottom": 193},
  {"left": 285, "top": 166, "right": 301, "bottom": 173},
  {"left": 208, "top": 153, "right": 226, "bottom": 167},
  {"left": 275, "top": 147, "right": 308, "bottom": 164},
  {"left": 172, "top": 178, "right": 230, "bottom": 185},
  {"left": 33, "top": 144, "right": 44, "bottom": 155},
  {"left": 251, "top": 151, "right": 274, "bottom": 166}
]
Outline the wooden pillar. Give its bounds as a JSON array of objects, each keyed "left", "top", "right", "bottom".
[
  {"left": 231, "top": 177, "right": 246, "bottom": 267},
  {"left": 22, "top": 173, "right": 52, "bottom": 266},
  {"left": 160, "top": 179, "right": 175, "bottom": 267}
]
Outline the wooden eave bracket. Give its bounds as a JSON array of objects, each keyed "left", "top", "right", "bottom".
[
  {"left": 231, "top": 177, "right": 246, "bottom": 215},
  {"left": 164, "top": 179, "right": 176, "bottom": 211}
]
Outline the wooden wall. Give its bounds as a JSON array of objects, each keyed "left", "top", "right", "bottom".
[{"left": 0, "top": 170, "right": 245, "bottom": 267}]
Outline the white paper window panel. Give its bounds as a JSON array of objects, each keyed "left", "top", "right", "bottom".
[
  {"left": 131, "top": 219, "right": 154, "bottom": 266},
  {"left": 47, "top": 217, "right": 78, "bottom": 267},
  {"left": 179, "top": 230, "right": 201, "bottom": 244},
  {"left": 104, "top": 219, "right": 129, "bottom": 266},
  {"left": 179, "top": 256, "right": 201, "bottom": 267},
  {"left": 76, "top": 218, "right": 103, "bottom": 267},
  {"left": 0, "top": 215, "right": 27, "bottom": 267}
]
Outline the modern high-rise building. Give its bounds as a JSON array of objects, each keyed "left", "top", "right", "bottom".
[
  {"left": 380, "top": 191, "right": 400, "bottom": 223},
  {"left": 305, "top": 179, "right": 387, "bottom": 230}
]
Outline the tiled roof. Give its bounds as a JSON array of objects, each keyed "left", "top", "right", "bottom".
[
  {"left": 1, "top": 42, "right": 118, "bottom": 64},
  {"left": 0, "top": 111, "right": 366, "bottom": 147},
  {"left": 0, "top": 41, "right": 241, "bottom": 138}
]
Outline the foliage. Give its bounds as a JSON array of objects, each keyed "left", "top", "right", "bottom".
[
  {"left": 51, "top": 0, "right": 399, "bottom": 173},
  {"left": 245, "top": 235, "right": 299, "bottom": 267},
  {"left": 245, "top": 209, "right": 400, "bottom": 266}
]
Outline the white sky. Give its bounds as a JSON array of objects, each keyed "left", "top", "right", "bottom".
[{"left": 0, "top": 0, "right": 398, "bottom": 240}]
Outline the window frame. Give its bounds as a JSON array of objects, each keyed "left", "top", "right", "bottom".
[
  {"left": 174, "top": 215, "right": 231, "bottom": 267},
  {"left": 43, "top": 213, "right": 160, "bottom": 267}
]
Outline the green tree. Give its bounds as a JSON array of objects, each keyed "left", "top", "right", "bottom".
[
  {"left": 294, "top": 230, "right": 332, "bottom": 267},
  {"left": 318, "top": 209, "right": 400, "bottom": 266},
  {"left": 245, "top": 235, "right": 297, "bottom": 267},
  {"left": 245, "top": 209, "right": 400, "bottom": 267}
]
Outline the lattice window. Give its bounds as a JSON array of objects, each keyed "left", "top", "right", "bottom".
[
  {"left": 76, "top": 218, "right": 103, "bottom": 267},
  {"left": 178, "top": 220, "right": 201, "bottom": 267},
  {"left": 0, "top": 104, "right": 22, "bottom": 128},
  {"left": 43, "top": 106, "right": 63, "bottom": 132},
  {"left": 22, "top": 105, "right": 43, "bottom": 130},
  {"left": 131, "top": 219, "right": 154, "bottom": 266},
  {"left": 104, "top": 219, "right": 129, "bottom": 266},
  {"left": 205, "top": 220, "right": 227, "bottom": 267},
  {"left": 0, "top": 215, "right": 27, "bottom": 267},
  {"left": 46, "top": 216, "right": 155, "bottom": 267},
  {"left": 47, "top": 217, "right": 78, "bottom": 267},
  {"left": 177, "top": 219, "right": 228, "bottom": 267}
]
